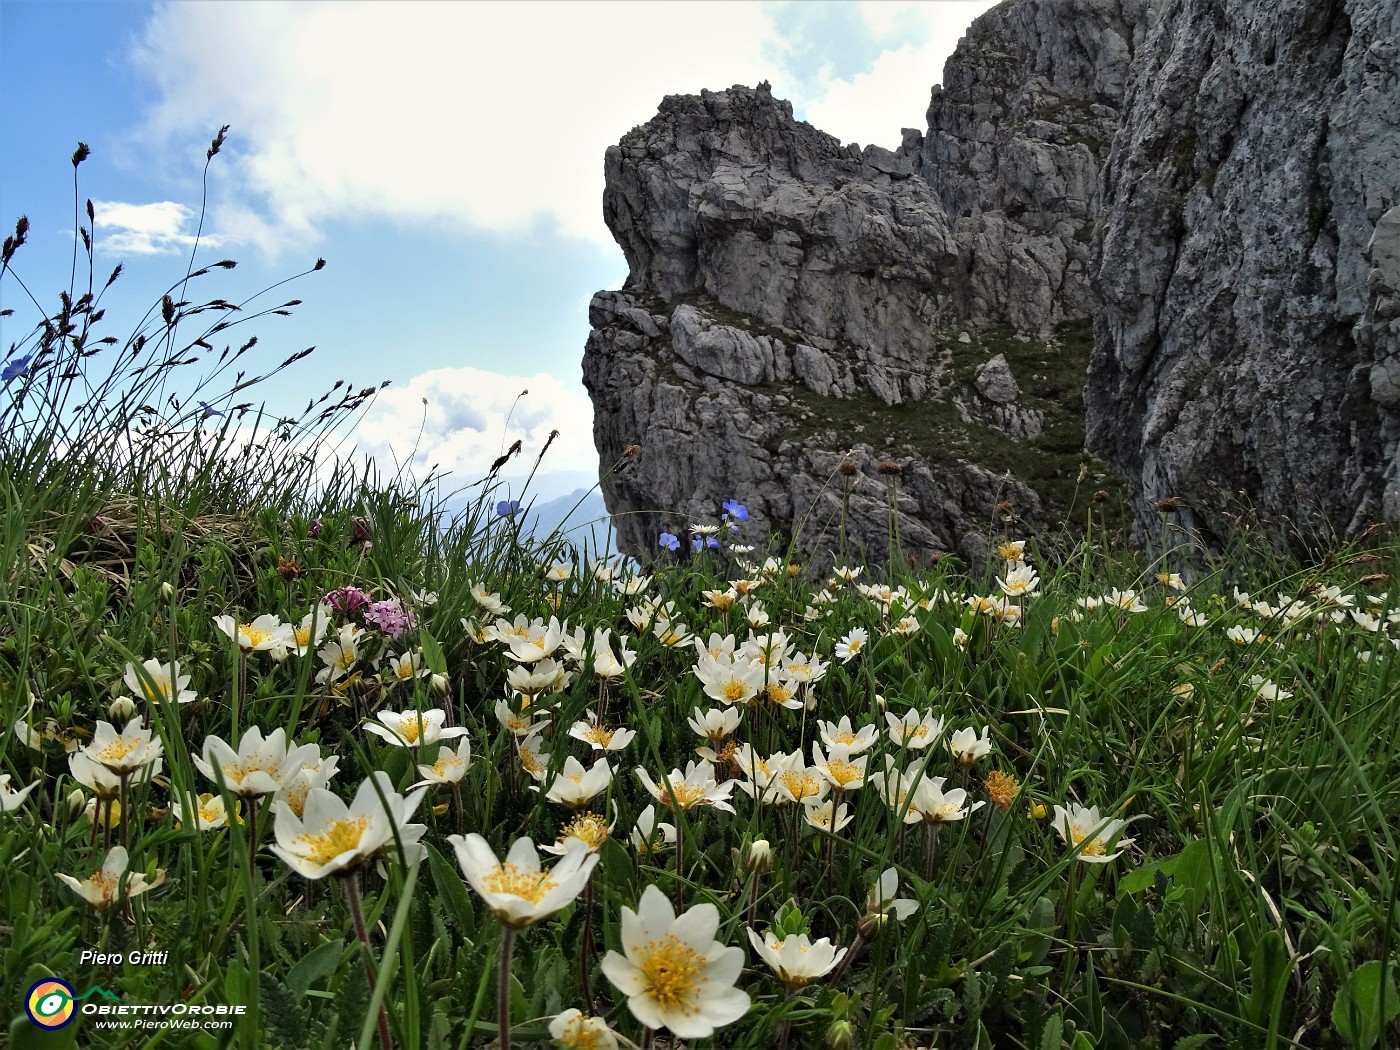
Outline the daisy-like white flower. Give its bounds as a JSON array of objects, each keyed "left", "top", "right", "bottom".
[
  {"left": 58, "top": 845, "right": 164, "bottom": 911},
  {"left": 653, "top": 619, "right": 694, "bottom": 649},
  {"left": 504, "top": 616, "right": 566, "bottom": 664},
  {"left": 687, "top": 706, "right": 741, "bottom": 744},
  {"left": 275, "top": 754, "right": 341, "bottom": 818},
  {"left": 507, "top": 657, "right": 573, "bottom": 696},
  {"left": 952, "top": 626, "right": 970, "bottom": 649},
  {"left": 449, "top": 833, "right": 597, "bottom": 929},
  {"left": 636, "top": 760, "right": 735, "bottom": 813},
  {"left": 998, "top": 563, "right": 1040, "bottom": 599},
  {"left": 811, "top": 742, "right": 868, "bottom": 792},
  {"left": 1052, "top": 802, "right": 1135, "bottom": 864},
  {"left": 85, "top": 720, "right": 164, "bottom": 777},
  {"left": 287, "top": 609, "right": 331, "bottom": 657},
  {"left": 996, "top": 539, "right": 1026, "bottom": 564},
  {"left": 365, "top": 708, "right": 469, "bottom": 748},
  {"left": 470, "top": 582, "right": 509, "bottom": 616},
  {"left": 802, "top": 798, "right": 852, "bottom": 834},
  {"left": 545, "top": 561, "right": 574, "bottom": 583},
  {"left": 694, "top": 653, "right": 766, "bottom": 706},
  {"left": 0, "top": 772, "right": 40, "bottom": 812},
  {"left": 602, "top": 884, "right": 751, "bottom": 1038},
  {"left": 589, "top": 630, "right": 637, "bottom": 680},
  {"left": 193, "top": 726, "right": 319, "bottom": 798},
  {"left": 772, "top": 763, "right": 829, "bottom": 806},
  {"left": 214, "top": 613, "right": 291, "bottom": 655},
  {"left": 269, "top": 772, "right": 427, "bottom": 879},
  {"left": 891, "top": 615, "right": 922, "bottom": 637},
  {"left": 414, "top": 738, "right": 472, "bottom": 787},
  {"left": 1248, "top": 674, "right": 1293, "bottom": 702},
  {"left": 517, "top": 732, "right": 551, "bottom": 782},
  {"left": 123, "top": 658, "right": 197, "bottom": 706},
  {"left": 385, "top": 651, "right": 428, "bottom": 684},
  {"left": 885, "top": 708, "right": 944, "bottom": 750},
  {"left": 568, "top": 714, "right": 637, "bottom": 753},
  {"left": 315, "top": 626, "right": 362, "bottom": 684},
  {"left": 629, "top": 804, "right": 677, "bottom": 855},
  {"left": 496, "top": 697, "right": 547, "bottom": 737},
  {"left": 171, "top": 792, "right": 237, "bottom": 830},
  {"left": 833, "top": 627, "right": 868, "bottom": 663},
  {"left": 817, "top": 716, "right": 879, "bottom": 755},
  {"left": 541, "top": 808, "right": 616, "bottom": 856},
  {"left": 543, "top": 756, "right": 614, "bottom": 809},
  {"left": 1226, "top": 624, "right": 1261, "bottom": 645},
  {"left": 948, "top": 725, "right": 993, "bottom": 765},
  {"left": 70, "top": 751, "right": 137, "bottom": 801},
  {"left": 550, "top": 1009, "right": 618, "bottom": 1050},
  {"left": 864, "top": 867, "right": 919, "bottom": 925},
  {"left": 908, "top": 778, "right": 984, "bottom": 825},
  {"left": 1104, "top": 589, "right": 1148, "bottom": 613},
  {"left": 748, "top": 928, "right": 848, "bottom": 988}
]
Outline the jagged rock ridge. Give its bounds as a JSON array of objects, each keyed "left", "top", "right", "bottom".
[{"left": 583, "top": 0, "right": 1399, "bottom": 563}]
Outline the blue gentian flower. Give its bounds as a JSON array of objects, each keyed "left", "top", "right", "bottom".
[
  {"left": 496, "top": 500, "right": 520, "bottom": 518},
  {"left": 659, "top": 532, "right": 680, "bottom": 551}
]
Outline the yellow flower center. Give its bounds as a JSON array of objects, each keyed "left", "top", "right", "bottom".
[
  {"left": 519, "top": 749, "right": 544, "bottom": 776},
  {"left": 825, "top": 759, "right": 862, "bottom": 786},
  {"left": 558, "top": 812, "right": 610, "bottom": 850},
  {"left": 780, "top": 770, "right": 820, "bottom": 801},
  {"left": 87, "top": 870, "right": 119, "bottom": 906},
  {"left": 241, "top": 623, "right": 273, "bottom": 648},
  {"left": 583, "top": 725, "right": 615, "bottom": 747},
  {"left": 635, "top": 935, "right": 705, "bottom": 1013},
  {"left": 830, "top": 729, "right": 856, "bottom": 745},
  {"left": 557, "top": 1016, "right": 608, "bottom": 1050},
  {"left": 1070, "top": 825, "right": 1107, "bottom": 857},
  {"left": 139, "top": 674, "right": 171, "bottom": 703},
  {"left": 295, "top": 625, "right": 314, "bottom": 646},
  {"left": 766, "top": 681, "right": 794, "bottom": 705},
  {"left": 336, "top": 648, "right": 356, "bottom": 671},
  {"left": 722, "top": 681, "right": 749, "bottom": 702},
  {"left": 662, "top": 781, "right": 707, "bottom": 808},
  {"left": 197, "top": 797, "right": 225, "bottom": 823},
  {"left": 430, "top": 754, "right": 465, "bottom": 779},
  {"left": 483, "top": 862, "right": 558, "bottom": 903},
  {"left": 397, "top": 717, "right": 424, "bottom": 744},
  {"left": 96, "top": 736, "right": 140, "bottom": 762},
  {"left": 298, "top": 816, "right": 369, "bottom": 865}
]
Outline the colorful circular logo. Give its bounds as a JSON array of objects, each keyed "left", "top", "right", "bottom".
[{"left": 26, "top": 979, "right": 76, "bottom": 1029}]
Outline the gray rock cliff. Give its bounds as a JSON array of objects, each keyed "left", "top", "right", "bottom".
[{"left": 583, "top": 0, "right": 1399, "bottom": 563}]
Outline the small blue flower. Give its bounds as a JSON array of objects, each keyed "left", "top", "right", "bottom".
[
  {"left": 691, "top": 534, "right": 720, "bottom": 551},
  {"left": 722, "top": 499, "right": 749, "bottom": 522},
  {"left": 496, "top": 500, "right": 521, "bottom": 518},
  {"left": 198, "top": 400, "right": 225, "bottom": 417},
  {"left": 658, "top": 532, "right": 680, "bottom": 551},
  {"left": 1, "top": 353, "right": 33, "bottom": 383}
]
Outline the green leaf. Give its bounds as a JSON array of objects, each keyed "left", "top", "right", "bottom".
[
  {"left": 9, "top": 1011, "right": 78, "bottom": 1050},
  {"left": 1039, "top": 1011, "right": 1064, "bottom": 1050},
  {"left": 418, "top": 630, "right": 448, "bottom": 676},
  {"left": 286, "top": 938, "right": 346, "bottom": 1000},
  {"left": 1332, "top": 960, "right": 1400, "bottom": 1049},
  {"left": 426, "top": 841, "right": 475, "bottom": 931},
  {"left": 1244, "top": 930, "right": 1289, "bottom": 1034}
]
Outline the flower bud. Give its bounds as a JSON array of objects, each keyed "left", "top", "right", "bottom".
[
  {"left": 160, "top": 582, "right": 175, "bottom": 601},
  {"left": 744, "top": 837, "right": 773, "bottom": 875},
  {"left": 856, "top": 912, "right": 888, "bottom": 941},
  {"left": 429, "top": 673, "right": 450, "bottom": 696},
  {"left": 64, "top": 788, "right": 87, "bottom": 820},
  {"left": 826, "top": 1020, "right": 855, "bottom": 1050},
  {"left": 108, "top": 695, "right": 139, "bottom": 725}
]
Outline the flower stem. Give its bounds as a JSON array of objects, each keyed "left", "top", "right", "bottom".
[
  {"left": 828, "top": 931, "right": 864, "bottom": 985},
  {"left": 343, "top": 873, "right": 393, "bottom": 1050},
  {"left": 922, "top": 822, "right": 941, "bottom": 881},
  {"left": 498, "top": 926, "right": 517, "bottom": 1050},
  {"left": 673, "top": 817, "right": 686, "bottom": 912}
]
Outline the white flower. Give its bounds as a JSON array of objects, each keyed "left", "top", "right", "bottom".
[
  {"left": 688, "top": 706, "right": 742, "bottom": 743},
  {"left": 85, "top": 720, "right": 164, "bottom": 777},
  {"left": 214, "top": 613, "right": 291, "bottom": 655},
  {"left": 470, "top": 582, "right": 509, "bottom": 615},
  {"left": 449, "top": 833, "right": 597, "bottom": 929},
  {"left": 549, "top": 1009, "right": 618, "bottom": 1049},
  {"left": 636, "top": 760, "right": 735, "bottom": 814},
  {"left": 365, "top": 708, "right": 469, "bottom": 748},
  {"left": 998, "top": 563, "right": 1040, "bottom": 599},
  {"left": 287, "top": 609, "right": 331, "bottom": 656},
  {"left": 386, "top": 651, "right": 428, "bottom": 683},
  {"left": 496, "top": 697, "right": 547, "bottom": 737},
  {"left": 601, "top": 884, "right": 751, "bottom": 1038},
  {"left": 810, "top": 743, "right": 868, "bottom": 792},
  {"left": 833, "top": 627, "right": 868, "bottom": 663},
  {"left": 275, "top": 753, "right": 340, "bottom": 818},
  {"left": 865, "top": 867, "right": 919, "bottom": 923},
  {"left": 747, "top": 928, "right": 847, "bottom": 987},
  {"left": 1248, "top": 674, "right": 1293, "bottom": 702},
  {"left": 58, "top": 845, "right": 164, "bottom": 910},
  {"left": 193, "top": 726, "right": 319, "bottom": 798},
  {"left": 543, "top": 756, "right": 614, "bottom": 809},
  {"left": 629, "top": 804, "right": 677, "bottom": 855},
  {"left": 802, "top": 797, "right": 853, "bottom": 833},
  {"left": 270, "top": 772, "right": 428, "bottom": 879},
  {"left": 949, "top": 725, "right": 993, "bottom": 765},
  {"left": 0, "top": 773, "right": 40, "bottom": 812},
  {"left": 817, "top": 716, "right": 879, "bottom": 755},
  {"left": 414, "top": 738, "right": 473, "bottom": 787},
  {"left": 1226, "top": 625, "right": 1261, "bottom": 645},
  {"left": 541, "top": 808, "right": 616, "bottom": 856},
  {"left": 123, "top": 658, "right": 197, "bottom": 706},
  {"left": 568, "top": 715, "right": 637, "bottom": 753},
  {"left": 517, "top": 732, "right": 551, "bottom": 782},
  {"left": 885, "top": 708, "right": 944, "bottom": 750},
  {"left": 1052, "top": 802, "right": 1135, "bottom": 863},
  {"left": 171, "top": 792, "right": 236, "bottom": 830}
]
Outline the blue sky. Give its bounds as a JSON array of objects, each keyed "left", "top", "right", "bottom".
[{"left": 1, "top": 0, "right": 996, "bottom": 502}]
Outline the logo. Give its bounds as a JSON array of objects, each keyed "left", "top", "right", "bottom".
[{"left": 26, "top": 979, "right": 77, "bottom": 1029}]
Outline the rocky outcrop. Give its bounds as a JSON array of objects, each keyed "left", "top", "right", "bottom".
[
  {"left": 583, "top": 0, "right": 1400, "bottom": 563},
  {"left": 1087, "top": 0, "right": 1400, "bottom": 543}
]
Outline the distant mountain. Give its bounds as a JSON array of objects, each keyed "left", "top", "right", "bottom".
[{"left": 522, "top": 488, "right": 615, "bottom": 555}]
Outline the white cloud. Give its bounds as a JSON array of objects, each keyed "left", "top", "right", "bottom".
[
  {"left": 349, "top": 365, "right": 597, "bottom": 490},
  {"left": 127, "top": 1, "right": 784, "bottom": 256},
  {"left": 804, "top": 1, "right": 1000, "bottom": 148},
  {"left": 90, "top": 199, "right": 221, "bottom": 256}
]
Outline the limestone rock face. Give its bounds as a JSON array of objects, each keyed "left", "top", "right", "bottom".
[
  {"left": 583, "top": 0, "right": 1400, "bottom": 562},
  {"left": 1086, "top": 0, "right": 1400, "bottom": 540}
]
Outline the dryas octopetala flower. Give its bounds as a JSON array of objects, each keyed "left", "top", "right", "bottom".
[
  {"left": 541, "top": 807, "right": 616, "bottom": 856},
  {"left": 123, "top": 658, "right": 197, "bottom": 706},
  {"left": 636, "top": 759, "right": 735, "bottom": 813},
  {"left": 543, "top": 756, "right": 614, "bottom": 809},
  {"left": 550, "top": 1009, "right": 618, "bottom": 1050},
  {"left": 748, "top": 928, "right": 848, "bottom": 987},
  {"left": 862, "top": 867, "right": 920, "bottom": 934},
  {"left": 413, "top": 738, "right": 472, "bottom": 787},
  {"left": 58, "top": 845, "right": 164, "bottom": 911},
  {"left": 269, "top": 772, "right": 427, "bottom": 879},
  {"left": 949, "top": 725, "right": 993, "bottom": 765},
  {"left": 0, "top": 772, "right": 40, "bottom": 812},
  {"left": 818, "top": 715, "right": 879, "bottom": 755},
  {"left": 833, "top": 627, "right": 868, "bottom": 663},
  {"left": 568, "top": 714, "right": 637, "bottom": 752},
  {"left": 885, "top": 708, "right": 944, "bottom": 750},
  {"left": 214, "top": 612, "right": 291, "bottom": 655},
  {"left": 85, "top": 720, "right": 164, "bottom": 777},
  {"left": 194, "top": 726, "right": 319, "bottom": 798},
  {"left": 1052, "top": 802, "right": 1135, "bottom": 864},
  {"left": 364, "top": 708, "right": 469, "bottom": 748},
  {"left": 171, "top": 792, "right": 238, "bottom": 830},
  {"left": 449, "top": 833, "right": 598, "bottom": 929},
  {"left": 275, "top": 753, "right": 340, "bottom": 818},
  {"left": 629, "top": 803, "right": 677, "bottom": 855},
  {"left": 602, "top": 884, "right": 751, "bottom": 1039}
]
